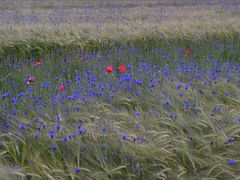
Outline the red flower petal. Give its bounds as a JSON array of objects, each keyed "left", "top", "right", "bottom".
[
  {"left": 118, "top": 65, "right": 126, "bottom": 73},
  {"left": 105, "top": 66, "right": 113, "bottom": 73},
  {"left": 186, "top": 49, "right": 191, "bottom": 56},
  {"left": 59, "top": 85, "right": 65, "bottom": 91}
]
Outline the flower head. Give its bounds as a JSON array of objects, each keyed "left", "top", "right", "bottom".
[
  {"left": 75, "top": 167, "right": 80, "bottom": 173},
  {"left": 34, "top": 61, "right": 41, "bottom": 66},
  {"left": 229, "top": 159, "right": 235, "bottom": 165},
  {"left": 59, "top": 85, "right": 65, "bottom": 91},
  {"left": 105, "top": 66, "right": 113, "bottom": 73},
  {"left": 186, "top": 49, "right": 191, "bottom": 55},
  {"left": 118, "top": 65, "right": 126, "bottom": 73},
  {"left": 27, "top": 76, "right": 35, "bottom": 84}
]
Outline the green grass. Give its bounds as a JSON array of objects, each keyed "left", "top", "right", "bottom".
[{"left": 1, "top": 0, "right": 240, "bottom": 179}]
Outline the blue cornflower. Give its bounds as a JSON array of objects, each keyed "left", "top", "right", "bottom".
[
  {"left": 102, "top": 127, "right": 106, "bottom": 132},
  {"left": 176, "top": 84, "right": 181, "bottom": 89},
  {"left": 229, "top": 159, "right": 235, "bottom": 165},
  {"left": 55, "top": 115, "right": 60, "bottom": 121},
  {"left": 132, "top": 137, "right": 137, "bottom": 143},
  {"left": 164, "top": 100, "right": 172, "bottom": 105},
  {"left": 3, "top": 92, "right": 10, "bottom": 98},
  {"left": 18, "top": 124, "right": 26, "bottom": 130},
  {"left": 149, "top": 83, "right": 155, "bottom": 88},
  {"left": 179, "top": 93, "right": 183, "bottom": 98},
  {"left": 212, "top": 90, "right": 216, "bottom": 95},
  {"left": 78, "top": 129, "right": 86, "bottom": 134},
  {"left": 52, "top": 144, "right": 57, "bottom": 151},
  {"left": 75, "top": 167, "right": 80, "bottom": 173},
  {"left": 11, "top": 97, "right": 17, "bottom": 105},
  {"left": 34, "top": 116, "right": 40, "bottom": 122},
  {"left": 185, "top": 101, "right": 190, "bottom": 108},
  {"left": 56, "top": 124, "right": 60, "bottom": 130},
  {"left": 62, "top": 137, "right": 68, "bottom": 142},
  {"left": 135, "top": 111, "right": 140, "bottom": 117},
  {"left": 122, "top": 134, "right": 127, "bottom": 140},
  {"left": 3, "top": 122, "right": 9, "bottom": 128},
  {"left": 134, "top": 167, "right": 140, "bottom": 174},
  {"left": 148, "top": 111, "right": 152, "bottom": 117},
  {"left": 49, "top": 133, "right": 55, "bottom": 139},
  {"left": 34, "top": 133, "right": 38, "bottom": 139},
  {"left": 227, "top": 138, "right": 234, "bottom": 143}
]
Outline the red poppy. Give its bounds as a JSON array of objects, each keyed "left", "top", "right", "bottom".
[
  {"left": 186, "top": 49, "right": 191, "bottom": 56},
  {"left": 27, "top": 76, "right": 35, "bottom": 84},
  {"left": 34, "top": 61, "right": 41, "bottom": 66},
  {"left": 118, "top": 65, "right": 126, "bottom": 73},
  {"left": 59, "top": 85, "right": 65, "bottom": 91},
  {"left": 105, "top": 66, "right": 113, "bottom": 73}
]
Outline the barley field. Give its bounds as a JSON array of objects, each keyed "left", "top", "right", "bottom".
[{"left": 1, "top": 0, "right": 240, "bottom": 179}]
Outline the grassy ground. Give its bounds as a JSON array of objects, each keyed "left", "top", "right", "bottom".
[
  {"left": 1, "top": 0, "right": 240, "bottom": 180},
  {"left": 0, "top": 0, "right": 240, "bottom": 58}
]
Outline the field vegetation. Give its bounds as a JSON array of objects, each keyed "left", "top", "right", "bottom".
[{"left": 1, "top": 0, "right": 240, "bottom": 179}]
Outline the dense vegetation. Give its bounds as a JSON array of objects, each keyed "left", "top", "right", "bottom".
[{"left": 1, "top": 0, "right": 240, "bottom": 179}]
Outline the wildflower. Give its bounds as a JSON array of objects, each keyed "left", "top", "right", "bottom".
[
  {"left": 134, "top": 167, "right": 140, "bottom": 174},
  {"left": 18, "top": 124, "right": 26, "bottom": 130},
  {"left": 105, "top": 66, "right": 113, "bottom": 73},
  {"left": 164, "top": 100, "right": 172, "bottom": 105},
  {"left": 62, "top": 137, "right": 67, "bottom": 142},
  {"left": 3, "top": 122, "right": 9, "bottom": 128},
  {"left": 52, "top": 144, "right": 57, "bottom": 151},
  {"left": 176, "top": 84, "right": 181, "bottom": 89},
  {"left": 75, "top": 167, "right": 80, "bottom": 173},
  {"left": 188, "top": 136, "right": 193, "bottom": 141},
  {"left": 118, "top": 65, "right": 126, "bottom": 73},
  {"left": 34, "top": 133, "right": 38, "bottom": 139},
  {"left": 34, "top": 117, "right": 40, "bottom": 122},
  {"left": 135, "top": 111, "right": 140, "bottom": 117},
  {"left": 229, "top": 159, "right": 235, "bottom": 165},
  {"left": 227, "top": 138, "right": 234, "bottom": 143},
  {"left": 27, "top": 76, "right": 35, "bottom": 84},
  {"left": 34, "top": 61, "right": 41, "bottom": 66},
  {"left": 186, "top": 49, "right": 191, "bottom": 55},
  {"left": 212, "top": 90, "right": 216, "bottom": 95},
  {"left": 49, "top": 133, "right": 55, "bottom": 139},
  {"left": 122, "top": 134, "right": 127, "bottom": 140},
  {"left": 132, "top": 137, "right": 137, "bottom": 143},
  {"left": 185, "top": 101, "right": 190, "bottom": 108},
  {"left": 56, "top": 124, "right": 60, "bottom": 130},
  {"left": 11, "top": 97, "right": 17, "bottom": 104},
  {"left": 59, "top": 85, "right": 65, "bottom": 91},
  {"left": 148, "top": 111, "right": 152, "bottom": 117}
]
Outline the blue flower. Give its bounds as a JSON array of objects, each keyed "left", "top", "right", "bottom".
[
  {"left": 227, "top": 138, "right": 234, "bottom": 143},
  {"left": 11, "top": 97, "right": 17, "bottom": 105},
  {"left": 185, "top": 101, "right": 190, "bottom": 108},
  {"left": 52, "top": 144, "right": 57, "bottom": 151},
  {"left": 229, "top": 159, "right": 235, "bottom": 165},
  {"left": 3, "top": 122, "right": 9, "bottom": 128},
  {"left": 122, "top": 134, "right": 127, "bottom": 140},
  {"left": 164, "top": 100, "right": 172, "bottom": 105},
  {"left": 34, "top": 116, "right": 40, "bottom": 122},
  {"left": 18, "top": 124, "right": 26, "bottom": 130},
  {"left": 135, "top": 111, "right": 140, "bottom": 117},
  {"left": 62, "top": 137, "right": 68, "bottom": 142},
  {"left": 176, "top": 84, "right": 181, "bottom": 89},
  {"left": 75, "top": 167, "right": 80, "bottom": 173},
  {"left": 49, "top": 133, "right": 55, "bottom": 139}
]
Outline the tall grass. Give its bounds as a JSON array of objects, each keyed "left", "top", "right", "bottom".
[
  {"left": 0, "top": 0, "right": 240, "bottom": 59},
  {"left": 1, "top": 0, "right": 240, "bottom": 179}
]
